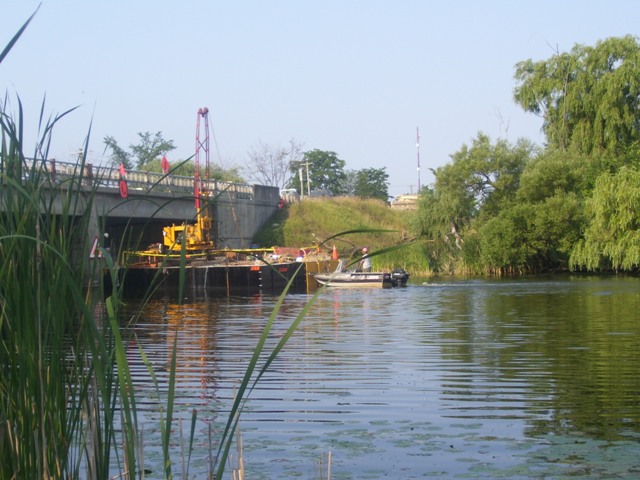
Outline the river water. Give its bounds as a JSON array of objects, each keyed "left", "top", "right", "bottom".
[{"left": 124, "top": 275, "right": 640, "bottom": 479}]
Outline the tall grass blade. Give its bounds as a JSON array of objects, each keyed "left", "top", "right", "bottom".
[
  {"left": 0, "top": 4, "right": 39, "bottom": 64},
  {"left": 186, "top": 408, "right": 198, "bottom": 478},
  {"left": 162, "top": 335, "right": 178, "bottom": 479}
]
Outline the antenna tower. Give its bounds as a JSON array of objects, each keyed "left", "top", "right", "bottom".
[{"left": 416, "top": 126, "right": 421, "bottom": 191}]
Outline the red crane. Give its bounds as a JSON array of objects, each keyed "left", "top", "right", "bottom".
[
  {"left": 129, "top": 107, "right": 216, "bottom": 257},
  {"left": 195, "top": 107, "right": 210, "bottom": 211}
]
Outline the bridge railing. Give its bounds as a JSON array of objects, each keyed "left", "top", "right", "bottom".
[{"left": 43, "top": 159, "right": 255, "bottom": 197}]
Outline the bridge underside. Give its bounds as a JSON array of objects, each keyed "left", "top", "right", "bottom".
[{"left": 11, "top": 182, "right": 281, "bottom": 260}]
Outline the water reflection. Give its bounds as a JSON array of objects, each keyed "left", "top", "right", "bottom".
[{"left": 123, "top": 276, "right": 640, "bottom": 479}]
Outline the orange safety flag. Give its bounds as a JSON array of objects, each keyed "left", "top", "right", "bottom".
[
  {"left": 89, "top": 236, "right": 104, "bottom": 258},
  {"left": 161, "top": 155, "right": 170, "bottom": 174},
  {"left": 119, "top": 162, "right": 126, "bottom": 176}
]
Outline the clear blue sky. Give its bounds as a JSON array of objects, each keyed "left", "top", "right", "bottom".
[{"left": 3, "top": 1, "right": 639, "bottom": 197}]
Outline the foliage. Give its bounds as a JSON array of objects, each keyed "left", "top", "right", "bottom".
[
  {"left": 477, "top": 206, "right": 533, "bottom": 271},
  {"left": 413, "top": 133, "right": 535, "bottom": 246},
  {"left": 1, "top": 14, "right": 108, "bottom": 479},
  {"left": 1, "top": 95, "right": 121, "bottom": 479},
  {"left": 342, "top": 168, "right": 358, "bottom": 195},
  {"left": 244, "top": 138, "right": 304, "bottom": 188},
  {"left": 104, "top": 131, "right": 176, "bottom": 169},
  {"left": 354, "top": 166, "right": 390, "bottom": 201},
  {"left": 514, "top": 35, "right": 640, "bottom": 156},
  {"left": 289, "top": 149, "right": 347, "bottom": 195},
  {"left": 206, "top": 163, "right": 245, "bottom": 183},
  {"left": 516, "top": 150, "right": 598, "bottom": 203},
  {"left": 570, "top": 166, "right": 640, "bottom": 271},
  {"left": 105, "top": 132, "right": 244, "bottom": 182},
  {"left": 141, "top": 156, "right": 245, "bottom": 182},
  {"left": 477, "top": 195, "right": 581, "bottom": 273},
  {"left": 103, "top": 134, "right": 133, "bottom": 168},
  {"left": 410, "top": 35, "right": 640, "bottom": 274},
  {"left": 130, "top": 131, "right": 176, "bottom": 168},
  {"left": 410, "top": 132, "right": 596, "bottom": 274}
]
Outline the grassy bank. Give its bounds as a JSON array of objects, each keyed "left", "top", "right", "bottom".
[{"left": 253, "top": 196, "right": 432, "bottom": 274}]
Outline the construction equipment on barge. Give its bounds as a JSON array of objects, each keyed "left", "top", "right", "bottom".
[{"left": 116, "top": 107, "right": 337, "bottom": 295}]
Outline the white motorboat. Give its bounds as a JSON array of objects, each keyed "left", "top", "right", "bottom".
[{"left": 312, "top": 260, "right": 409, "bottom": 288}]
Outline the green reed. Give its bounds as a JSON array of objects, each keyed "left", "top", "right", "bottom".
[
  {"left": 1, "top": 11, "right": 128, "bottom": 478},
  {"left": 0, "top": 107, "right": 120, "bottom": 479}
]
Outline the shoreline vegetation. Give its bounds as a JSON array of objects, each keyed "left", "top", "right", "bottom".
[{"left": 252, "top": 38, "right": 640, "bottom": 278}]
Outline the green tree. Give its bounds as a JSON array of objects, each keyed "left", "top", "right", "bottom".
[
  {"left": 354, "top": 167, "right": 389, "bottom": 201},
  {"left": 412, "top": 134, "right": 535, "bottom": 273},
  {"left": 342, "top": 169, "right": 358, "bottom": 195},
  {"left": 289, "top": 149, "right": 347, "bottom": 195},
  {"left": 103, "top": 135, "right": 133, "bottom": 169},
  {"left": 514, "top": 35, "right": 640, "bottom": 156},
  {"left": 414, "top": 134, "right": 533, "bottom": 240},
  {"left": 479, "top": 193, "right": 582, "bottom": 273},
  {"left": 130, "top": 131, "right": 176, "bottom": 169},
  {"left": 104, "top": 132, "right": 244, "bottom": 182},
  {"left": 478, "top": 204, "right": 537, "bottom": 272},
  {"left": 103, "top": 131, "right": 176, "bottom": 169},
  {"left": 140, "top": 157, "right": 245, "bottom": 182},
  {"left": 450, "top": 133, "right": 534, "bottom": 217},
  {"left": 516, "top": 151, "right": 590, "bottom": 203},
  {"left": 208, "top": 164, "right": 245, "bottom": 183},
  {"left": 570, "top": 166, "right": 640, "bottom": 271}
]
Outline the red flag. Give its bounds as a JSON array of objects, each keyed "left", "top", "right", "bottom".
[
  {"left": 119, "top": 162, "right": 126, "bottom": 176},
  {"left": 161, "top": 155, "right": 170, "bottom": 174},
  {"left": 119, "top": 179, "right": 128, "bottom": 198}
]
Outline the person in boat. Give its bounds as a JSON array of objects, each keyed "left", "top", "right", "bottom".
[{"left": 359, "top": 247, "right": 372, "bottom": 272}]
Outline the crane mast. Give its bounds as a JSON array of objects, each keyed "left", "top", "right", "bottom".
[
  {"left": 194, "top": 107, "right": 212, "bottom": 245},
  {"left": 156, "top": 107, "right": 214, "bottom": 254},
  {"left": 195, "top": 107, "right": 210, "bottom": 211}
]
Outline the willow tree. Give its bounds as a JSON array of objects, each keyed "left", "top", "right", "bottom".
[
  {"left": 570, "top": 166, "right": 640, "bottom": 271},
  {"left": 514, "top": 35, "right": 640, "bottom": 156}
]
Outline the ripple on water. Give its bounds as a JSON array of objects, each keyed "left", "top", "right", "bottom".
[{"left": 124, "top": 277, "right": 640, "bottom": 479}]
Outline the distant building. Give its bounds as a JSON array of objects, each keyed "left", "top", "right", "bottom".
[
  {"left": 308, "top": 189, "right": 333, "bottom": 198},
  {"left": 390, "top": 194, "right": 419, "bottom": 210},
  {"left": 280, "top": 188, "right": 300, "bottom": 203}
]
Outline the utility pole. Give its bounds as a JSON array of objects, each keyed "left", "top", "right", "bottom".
[
  {"left": 298, "top": 167, "right": 305, "bottom": 199},
  {"left": 301, "top": 161, "right": 311, "bottom": 196},
  {"left": 416, "top": 126, "right": 421, "bottom": 192}
]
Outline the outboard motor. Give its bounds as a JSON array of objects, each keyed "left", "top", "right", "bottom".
[{"left": 391, "top": 268, "right": 410, "bottom": 287}]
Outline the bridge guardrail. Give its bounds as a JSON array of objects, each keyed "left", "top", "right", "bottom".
[{"left": 39, "top": 159, "right": 255, "bottom": 198}]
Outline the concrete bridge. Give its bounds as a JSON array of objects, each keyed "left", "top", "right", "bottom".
[{"left": 43, "top": 159, "right": 281, "bottom": 254}]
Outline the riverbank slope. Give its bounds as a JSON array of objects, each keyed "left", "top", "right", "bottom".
[{"left": 252, "top": 196, "right": 430, "bottom": 274}]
